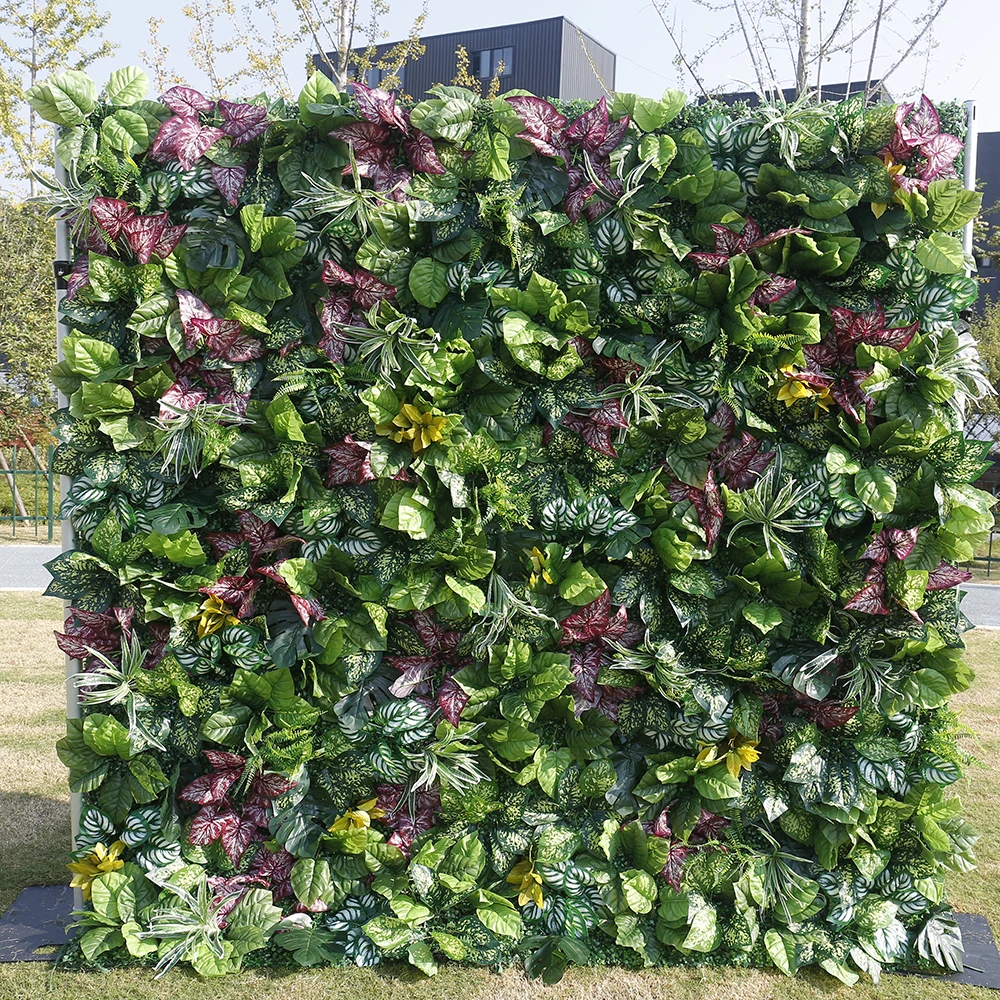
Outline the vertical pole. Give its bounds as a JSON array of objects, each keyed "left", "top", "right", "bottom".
[
  {"left": 47, "top": 445, "right": 54, "bottom": 542},
  {"left": 964, "top": 100, "right": 978, "bottom": 263},
  {"left": 55, "top": 144, "right": 82, "bottom": 909}
]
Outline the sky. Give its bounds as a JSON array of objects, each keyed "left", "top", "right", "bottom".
[{"left": 81, "top": 0, "right": 1000, "bottom": 134}]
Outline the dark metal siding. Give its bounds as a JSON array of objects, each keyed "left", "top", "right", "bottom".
[
  {"left": 977, "top": 132, "right": 1000, "bottom": 307},
  {"left": 558, "top": 18, "right": 615, "bottom": 100}
]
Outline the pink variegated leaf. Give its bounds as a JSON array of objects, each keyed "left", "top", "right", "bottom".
[
  {"left": 563, "top": 176, "right": 597, "bottom": 222},
  {"left": 926, "top": 560, "right": 974, "bottom": 591},
  {"left": 561, "top": 408, "right": 618, "bottom": 457},
  {"left": 403, "top": 130, "right": 446, "bottom": 174},
  {"left": 220, "top": 815, "right": 258, "bottom": 865},
  {"left": 201, "top": 576, "right": 261, "bottom": 618},
  {"left": 749, "top": 273, "right": 796, "bottom": 307},
  {"left": 162, "top": 85, "right": 216, "bottom": 117},
  {"left": 324, "top": 435, "right": 374, "bottom": 486},
  {"left": 605, "top": 603, "right": 630, "bottom": 642},
  {"left": 900, "top": 94, "right": 941, "bottom": 148},
  {"left": 506, "top": 95, "right": 567, "bottom": 145},
  {"left": 321, "top": 259, "right": 355, "bottom": 286},
  {"left": 388, "top": 655, "right": 437, "bottom": 697},
  {"left": 437, "top": 674, "right": 469, "bottom": 726},
  {"left": 413, "top": 610, "right": 463, "bottom": 653},
  {"left": 159, "top": 379, "right": 207, "bottom": 419},
  {"left": 565, "top": 96, "right": 609, "bottom": 151},
  {"left": 90, "top": 197, "right": 136, "bottom": 239},
  {"left": 290, "top": 593, "right": 327, "bottom": 626},
  {"left": 746, "top": 225, "right": 809, "bottom": 251},
  {"left": 173, "top": 118, "right": 226, "bottom": 170},
  {"left": 189, "top": 806, "right": 238, "bottom": 846},
  {"left": 238, "top": 797, "right": 271, "bottom": 829},
  {"left": 686, "top": 469, "right": 724, "bottom": 548},
  {"left": 204, "top": 749, "right": 247, "bottom": 772},
  {"left": 569, "top": 643, "right": 603, "bottom": 706},
  {"left": 236, "top": 510, "right": 300, "bottom": 557},
  {"left": 211, "top": 165, "right": 246, "bottom": 207},
  {"left": 804, "top": 698, "right": 860, "bottom": 729},
  {"left": 180, "top": 769, "right": 241, "bottom": 805},
  {"left": 653, "top": 810, "right": 672, "bottom": 839},
  {"left": 711, "top": 222, "right": 745, "bottom": 257},
  {"left": 715, "top": 432, "right": 775, "bottom": 491},
  {"left": 151, "top": 223, "right": 187, "bottom": 260},
  {"left": 865, "top": 319, "right": 918, "bottom": 352},
  {"left": 919, "top": 132, "right": 963, "bottom": 181},
  {"left": 176, "top": 288, "right": 213, "bottom": 330},
  {"left": 660, "top": 842, "right": 690, "bottom": 891},
  {"left": 330, "top": 121, "right": 393, "bottom": 169},
  {"left": 121, "top": 213, "right": 169, "bottom": 264},
  {"left": 844, "top": 579, "right": 891, "bottom": 615},
  {"left": 217, "top": 99, "right": 270, "bottom": 145},
  {"left": 863, "top": 527, "right": 919, "bottom": 563},
  {"left": 560, "top": 590, "right": 611, "bottom": 645},
  {"left": 148, "top": 115, "right": 186, "bottom": 162},
  {"left": 251, "top": 772, "right": 295, "bottom": 798},
  {"left": 691, "top": 810, "right": 730, "bottom": 841},
  {"left": 351, "top": 269, "right": 396, "bottom": 309},
  {"left": 687, "top": 251, "right": 731, "bottom": 273},
  {"left": 65, "top": 254, "right": 90, "bottom": 300},
  {"left": 595, "top": 114, "right": 630, "bottom": 156},
  {"left": 351, "top": 81, "right": 409, "bottom": 132}
]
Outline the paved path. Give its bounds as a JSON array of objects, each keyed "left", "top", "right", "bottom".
[
  {"left": 0, "top": 546, "right": 60, "bottom": 590},
  {"left": 961, "top": 584, "right": 1000, "bottom": 628},
  {"left": 0, "top": 544, "right": 998, "bottom": 626}
]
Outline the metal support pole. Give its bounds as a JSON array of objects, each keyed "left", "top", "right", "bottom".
[
  {"left": 964, "top": 100, "right": 978, "bottom": 263},
  {"left": 55, "top": 144, "right": 83, "bottom": 910}
]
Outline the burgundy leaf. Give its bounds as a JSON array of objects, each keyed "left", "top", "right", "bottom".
[
  {"left": 863, "top": 527, "right": 919, "bottom": 564},
  {"left": 505, "top": 95, "right": 568, "bottom": 159},
  {"left": 290, "top": 593, "right": 327, "bottom": 626},
  {"left": 926, "top": 560, "right": 974, "bottom": 591},
  {"left": 148, "top": 115, "right": 186, "bottom": 163},
  {"left": 161, "top": 85, "right": 216, "bottom": 117},
  {"left": 324, "top": 435, "right": 375, "bottom": 486},
  {"left": 595, "top": 114, "right": 630, "bottom": 157},
  {"left": 437, "top": 674, "right": 469, "bottom": 725},
  {"left": 691, "top": 810, "right": 730, "bottom": 842},
  {"left": 388, "top": 655, "right": 437, "bottom": 698},
  {"left": 748, "top": 273, "right": 796, "bottom": 308},
  {"left": 90, "top": 197, "right": 136, "bottom": 239},
  {"left": 803, "top": 697, "right": 860, "bottom": 729},
  {"left": 251, "top": 772, "right": 295, "bottom": 798},
  {"left": 217, "top": 99, "right": 270, "bottom": 145},
  {"left": 844, "top": 579, "right": 890, "bottom": 615},
  {"left": 201, "top": 576, "right": 260, "bottom": 618},
  {"left": 653, "top": 810, "right": 672, "bottom": 839},
  {"left": 176, "top": 288, "right": 213, "bottom": 328},
  {"left": 65, "top": 254, "right": 90, "bottom": 300},
  {"left": 714, "top": 432, "right": 775, "bottom": 491},
  {"left": 687, "top": 251, "right": 731, "bottom": 273},
  {"left": 180, "top": 769, "right": 242, "bottom": 805},
  {"left": 745, "top": 225, "right": 809, "bottom": 251},
  {"left": 559, "top": 590, "right": 612, "bottom": 645},
  {"left": 569, "top": 643, "right": 603, "bottom": 707},
  {"left": 151, "top": 223, "right": 187, "bottom": 260},
  {"left": 899, "top": 94, "right": 941, "bottom": 148},
  {"left": 211, "top": 165, "right": 246, "bottom": 207},
  {"left": 403, "top": 130, "right": 446, "bottom": 174},
  {"left": 412, "top": 610, "right": 463, "bottom": 653},
  {"left": 220, "top": 814, "right": 259, "bottom": 865},
  {"left": 660, "top": 841, "right": 690, "bottom": 891},
  {"left": 56, "top": 606, "right": 133, "bottom": 660},
  {"left": 919, "top": 132, "right": 962, "bottom": 181},
  {"left": 330, "top": 121, "right": 394, "bottom": 173}
]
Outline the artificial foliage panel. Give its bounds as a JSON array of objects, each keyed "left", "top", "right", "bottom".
[{"left": 34, "top": 63, "right": 994, "bottom": 982}]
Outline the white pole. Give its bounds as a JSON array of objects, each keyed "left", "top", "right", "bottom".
[
  {"left": 54, "top": 142, "right": 83, "bottom": 911},
  {"left": 964, "top": 99, "right": 978, "bottom": 263}
]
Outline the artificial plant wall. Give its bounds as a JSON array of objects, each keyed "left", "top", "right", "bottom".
[{"left": 33, "top": 64, "right": 992, "bottom": 982}]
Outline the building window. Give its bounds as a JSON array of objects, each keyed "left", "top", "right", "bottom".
[
  {"left": 363, "top": 64, "right": 405, "bottom": 89},
  {"left": 472, "top": 47, "right": 513, "bottom": 79}
]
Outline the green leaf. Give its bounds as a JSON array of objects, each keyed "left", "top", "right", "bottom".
[
  {"left": 276, "top": 925, "right": 341, "bottom": 966},
  {"left": 101, "top": 110, "right": 150, "bottom": 153},
  {"left": 742, "top": 603, "right": 783, "bottom": 634},
  {"left": 408, "top": 258, "right": 449, "bottom": 308},
  {"left": 83, "top": 714, "right": 132, "bottom": 758},
  {"left": 104, "top": 67, "right": 150, "bottom": 106},
  {"left": 621, "top": 869, "right": 658, "bottom": 913},
  {"left": 26, "top": 70, "right": 97, "bottom": 126},
  {"left": 145, "top": 530, "right": 207, "bottom": 567},
  {"left": 855, "top": 467, "right": 897, "bottom": 514},
  {"left": 915, "top": 232, "right": 965, "bottom": 274},
  {"left": 475, "top": 890, "right": 521, "bottom": 938},
  {"left": 291, "top": 857, "right": 333, "bottom": 907},
  {"left": 381, "top": 488, "right": 436, "bottom": 539},
  {"left": 558, "top": 562, "right": 606, "bottom": 605},
  {"left": 765, "top": 928, "right": 800, "bottom": 975},
  {"left": 407, "top": 940, "right": 438, "bottom": 976}
]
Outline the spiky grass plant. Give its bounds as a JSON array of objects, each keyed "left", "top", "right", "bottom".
[{"left": 152, "top": 401, "right": 247, "bottom": 482}]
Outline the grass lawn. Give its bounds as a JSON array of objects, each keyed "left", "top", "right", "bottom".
[{"left": 0, "top": 589, "right": 997, "bottom": 1000}]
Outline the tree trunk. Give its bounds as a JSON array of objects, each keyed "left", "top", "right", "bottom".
[
  {"left": 795, "top": 0, "right": 811, "bottom": 98},
  {"left": 0, "top": 448, "right": 29, "bottom": 521},
  {"left": 336, "top": 0, "right": 351, "bottom": 89}
]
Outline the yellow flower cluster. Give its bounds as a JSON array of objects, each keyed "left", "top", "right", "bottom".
[
  {"left": 776, "top": 365, "right": 833, "bottom": 415},
  {"left": 67, "top": 840, "right": 127, "bottom": 900},
  {"left": 524, "top": 546, "right": 554, "bottom": 586},
  {"left": 197, "top": 594, "right": 239, "bottom": 638},
  {"left": 507, "top": 858, "right": 544, "bottom": 909},
  {"left": 379, "top": 402, "right": 447, "bottom": 455},
  {"left": 329, "top": 797, "right": 386, "bottom": 832},
  {"left": 697, "top": 732, "right": 761, "bottom": 780}
]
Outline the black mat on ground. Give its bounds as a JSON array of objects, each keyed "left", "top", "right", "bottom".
[
  {"left": 919, "top": 913, "right": 1000, "bottom": 990},
  {"left": 0, "top": 885, "right": 73, "bottom": 962}
]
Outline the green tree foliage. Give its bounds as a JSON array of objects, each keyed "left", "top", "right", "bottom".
[
  {"left": 0, "top": 0, "right": 115, "bottom": 190},
  {"left": 0, "top": 199, "right": 56, "bottom": 440}
]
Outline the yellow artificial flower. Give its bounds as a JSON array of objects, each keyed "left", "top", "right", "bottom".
[
  {"left": 872, "top": 153, "right": 907, "bottom": 218},
  {"left": 697, "top": 733, "right": 761, "bottom": 780},
  {"left": 775, "top": 366, "right": 834, "bottom": 415},
  {"left": 379, "top": 402, "right": 448, "bottom": 454},
  {"left": 329, "top": 797, "right": 387, "bottom": 832},
  {"left": 67, "top": 840, "right": 127, "bottom": 900},
  {"left": 524, "top": 546, "right": 554, "bottom": 586},
  {"left": 197, "top": 594, "right": 240, "bottom": 638},
  {"left": 507, "top": 858, "right": 544, "bottom": 909}
]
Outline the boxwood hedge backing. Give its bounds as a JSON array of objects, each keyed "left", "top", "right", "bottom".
[{"left": 35, "top": 65, "right": 993, "bottom": 982}]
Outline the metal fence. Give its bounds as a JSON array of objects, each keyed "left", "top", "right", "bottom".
[{"left": 0, "top": 444, "right": 57, "bottom": 540}]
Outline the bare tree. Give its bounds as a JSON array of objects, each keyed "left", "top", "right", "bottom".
[{"left": 652, "top": 0, "right": 951, "bottom": 101}]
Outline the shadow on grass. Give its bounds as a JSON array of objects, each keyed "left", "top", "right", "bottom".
[{"left": 0, "top": 791, "right": 71, "bottom": 916}]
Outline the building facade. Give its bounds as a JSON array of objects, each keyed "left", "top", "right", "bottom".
[{"left": 315, "top": 16, "right": 615, "bottom": 102}]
